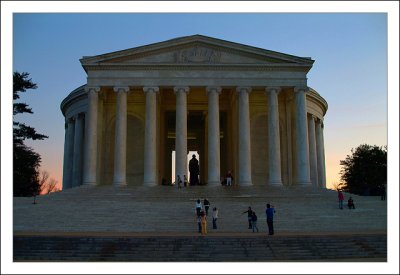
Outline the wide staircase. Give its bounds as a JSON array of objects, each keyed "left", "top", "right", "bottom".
[
  {"left": 14, "top": 234, "right": 386, "bottom": 261},
  {"left": 13, "top": 185, "right": 387, "bottom": 261}
]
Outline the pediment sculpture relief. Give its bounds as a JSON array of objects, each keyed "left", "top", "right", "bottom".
[{"left": 175, "top": 46, "right": 222, "bottom": 63}]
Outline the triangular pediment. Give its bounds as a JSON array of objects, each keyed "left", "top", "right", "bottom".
[{"left": 81, "top": 35, "right": 314, "bottom": 68}]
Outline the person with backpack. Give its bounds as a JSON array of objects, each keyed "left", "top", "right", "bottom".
[{"left": 251, "top": 211, "right": 259, "bottom": 233}]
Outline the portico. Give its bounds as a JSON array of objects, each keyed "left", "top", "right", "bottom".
[{"left": 61, "top": 35, "right": 328, "bottom": 189}]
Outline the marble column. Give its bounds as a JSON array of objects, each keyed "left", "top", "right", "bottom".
[
  {"left": 308, "top": 115, "right": 318, "bottom": 188},
  {"left": 174, "top": 86, "right": 189, "bottom": 183},
  {"left": 266, "top": 87, "right": 282, "bottom": 185},
  {"left": 62, "top": 117, "right": 75, "bottom": 189},
  {"left": 206, "top": 86, "right": 221, "bottom": 186},
  {"left": 316, "top": 119, "right": 326, "bottom": 188},
  {"left": 321, "top": 123, "right": 327, "bottom": 188},
  {"left": 236, "top": 86, "right": 252, "bottom": 186},
  {"left": 83, "top": 86, "right": 100, "bottom": 186},
  {"left": 294, "top": 87, "right": 311, "bottom": 185},
  {"left": 113, "top": 86, "right": 129, "bottom": 186},
  {"left": 72, "top": 113, "right": 84, "bottom": 187},
  {"left": 143, "top": 86, "right": 159, "bottom": 186}
]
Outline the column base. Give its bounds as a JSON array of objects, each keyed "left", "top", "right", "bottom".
[
  {"left": 268, "top": 181, "right": 283, "bottom": 186},
  {"left": 143, "top": 181, "right": 157, "bottom": 187},
  {"left": 113, "top": 181, "right": 127, "bottom": 187},
  {"left": 295, "top": 181, "right": 312, "bottom": 185},
  {"left": 207, "top": 181, "right": 220, "bottom": 186},
  {"left": 239, "top": 181, "right": 252, "bottom": 186},
  {"left": 83, "top": 181, "right": 96, "bottom": 186}
]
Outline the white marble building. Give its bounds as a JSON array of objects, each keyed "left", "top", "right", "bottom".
[{"left": 60, "top": 35, "right": 328, "bottom": 189}]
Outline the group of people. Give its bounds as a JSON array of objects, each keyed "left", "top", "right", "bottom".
[
  {"left": 337, "top": 190, "right": 355, "bottom": 209},
  {"left": 195, "top": 198, "right": 218, "bottom": 235},
  {"left": 242, "top": 204, "right": 275, "bottom": 235},
  {"left": 194, "top": 199, "right": 276, "bottom": 235}
]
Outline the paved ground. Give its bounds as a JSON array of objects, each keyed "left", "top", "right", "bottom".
[{"left": 13, "top": 185, "right": 387, "bottom": 235}]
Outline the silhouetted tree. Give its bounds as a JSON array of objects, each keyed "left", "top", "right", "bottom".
[
  {"left": 13, "top": 71, "right": 48, "bottom": 197},
  {"left": 38, "top": 170, "right": 60, "bottom": 195},
  {"left": 339, "top": 144, "right": 387, "bottom": 195}
]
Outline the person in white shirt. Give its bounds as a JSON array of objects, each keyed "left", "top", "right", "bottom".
[
  {"left": 195, "top": 199, "right": 202, "bottom": 217},
  {"left": 212, "top": 207, "right": 219, "bottom": 229}
]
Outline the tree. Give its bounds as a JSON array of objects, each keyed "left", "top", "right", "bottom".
[
  {"left": 331, "top": 182, "right": 344, "bottom": 191},
  {"left": 13, "top": 71, "right": 48, "bottom": 197},
  {"left": 38, "top": 170, "right": 60, "bottom": 195},
  {"left": 339, "top": 144, "right": 387, "bottom": 195}
]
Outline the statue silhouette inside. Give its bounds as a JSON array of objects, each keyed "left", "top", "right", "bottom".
[{"left": 189, "top": 154, "right": 200, "bottom": 185}]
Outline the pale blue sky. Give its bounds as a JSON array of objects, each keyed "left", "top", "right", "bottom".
[{"left": 12, "top": 13, "right": 388, "bottom": 187}]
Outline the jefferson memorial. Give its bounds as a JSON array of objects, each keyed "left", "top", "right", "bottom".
[{"left": 60, "top": 35, "right": 328, "bottom": 189}]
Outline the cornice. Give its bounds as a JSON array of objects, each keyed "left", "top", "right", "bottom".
[
  {"left": 60, "top": 85, "right": 87, "bottom": 115},
  {"left": 83, "top": 63, "right": 311, "bottom": 72},
  {"left": 307, "top": 88, "right": 328, "bottom": 115}
]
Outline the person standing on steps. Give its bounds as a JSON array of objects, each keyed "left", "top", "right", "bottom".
[
  {"left": 183, "top": 175, "right": 188, "bottom": 187},
  {"left": 195, "top": 199, "right": 202, "bottom": 217},
  {"left": 338, "top": 190, "right": 344, "bottom": 209},
  {"left": 200, "top": 210, "right": 207, "bottom": 235},
  {"left": 177, "top": 175, "right": 182, "bottom": 189},
  {"left": 212, "top": 207, "right": 218, "bottom": 229},
  {"left": 266, "top": 203, "right": 275, "bottom": 235},
  {"left": 203, "top": 198, "right": 210, "bottom": 216},
  {"left": 197, "top": 215, "right": 202, "bottom": 233},
  {"left": 226, "top": 170, "right": 233, "bottom": 186},
  {"left": 242, "top": 206, "right": 253, "bottom": 229},
  {"left": 251, "top": 211, "right": 259, "bottom": 233}
]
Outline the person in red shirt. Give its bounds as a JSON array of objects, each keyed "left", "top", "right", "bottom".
[{"left": 338, "top": 191, "right": 344, "bottom": 209}]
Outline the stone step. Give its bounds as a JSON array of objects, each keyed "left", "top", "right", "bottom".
[{"left": 14, "top": 234, "right": 386, "bottom": 262}]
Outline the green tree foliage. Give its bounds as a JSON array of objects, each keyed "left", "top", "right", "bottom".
[
  {"left": 339, "top": 144, "right": 387, "bottom": 195},
  {"left": 13, "top": 143, "right": 41, "bottom": 196},
  {"left": 13, "top": 71, "right": 48, "bottom": 197}
]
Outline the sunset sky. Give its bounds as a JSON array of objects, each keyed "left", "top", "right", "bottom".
[{"left": 2, "top": 1, "right": 399, "bottom": 273}]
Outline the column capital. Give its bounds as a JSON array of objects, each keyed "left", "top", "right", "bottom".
[
  {"left": 314, "top": 116, "right": 323, "bottom": 125},
  {"left": 73, "top": 112, "right": 83, "bottom": 120},
  {"left": 113, "top": 86, "right": 130, "bottom": 93},
  {"left": 66, "top": 116, "right": 76, "bottom": 123},
  {"left": 173, "top": 86, "right": 190, "bottom": 94},
  {"left": 85, "top": 86, "right": 100, "bottom": 94},
  {"left": 265, "top": 86, "right": 282, "bottom": 95},
  {"left": 294, "top": 86, "right": 309, "bottom": 93},
  {"left": 236, "top": 86, "right": 252, "bottom": 94},
  {"left": 143, "top": 86, "right": 160, "bottom": 94},
  {"left": 206, "top": 86, "right": 222, "bottom": 95}
]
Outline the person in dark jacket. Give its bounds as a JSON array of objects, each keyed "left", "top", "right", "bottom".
[
  {"left": 203, "top": 198, "right": 210, "bottom": 215},
  {"left": 242, "top": 206, "right": 253, "bottom": 229},
  {"left": 347, "top": 197, "right": 355, "bottom": 209},
  {"left": 265, "top": 203, "right": 275, "bottom": 235}
]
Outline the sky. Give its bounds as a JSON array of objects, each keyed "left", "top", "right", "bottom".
[
  {"left": 10, "top": 12, "right": 388, "bottom": 190},
  {"left": 2, "top": 1, "right": 399, "bottom": 274}
]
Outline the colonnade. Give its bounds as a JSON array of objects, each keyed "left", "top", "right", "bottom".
[{"left": 62, "top": 85, "right": 326, "bottom": 189}]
